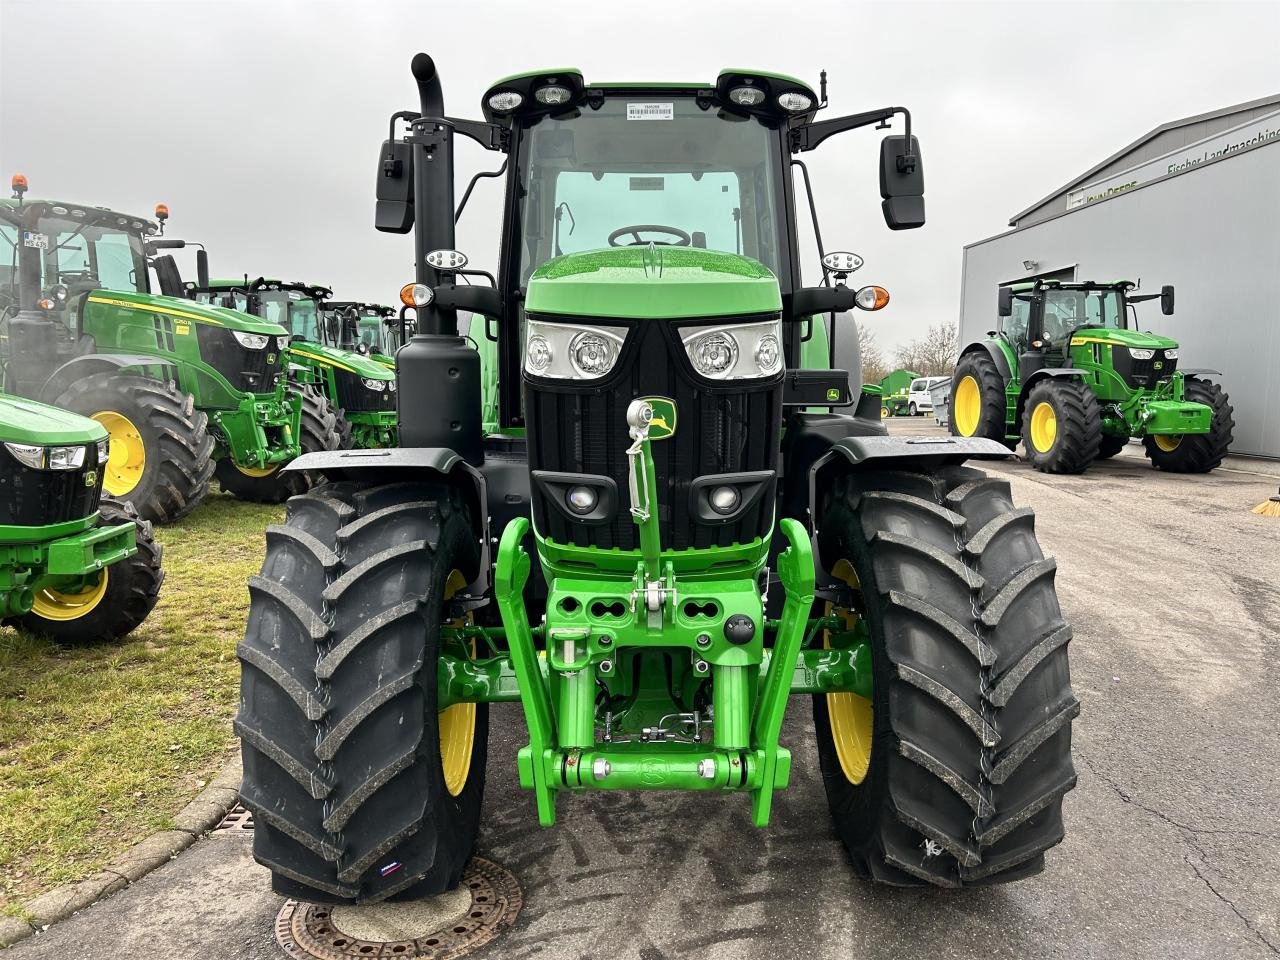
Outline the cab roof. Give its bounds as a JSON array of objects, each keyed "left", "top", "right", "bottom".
[{"left": 0, "top": 197, "right": 159, "bottom": 234}]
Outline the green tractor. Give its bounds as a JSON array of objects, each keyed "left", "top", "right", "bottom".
[
  {"left": 1, "top": 393, "right": 162, "bottom": 642},
  {"left": 194, "top": 280, "right": 398, "bottom": 449},
  {"left": 0, "top": 182, "right": 329, "bottom": 515},
  {"left": 952, "top": 279, "right": 1234, "bottom": 473},
  {"left": 235, "top": 55, "right": 1078, "bottom": 902},
  {"left": 319, "top": 301, "right": 401, "bottom": 368}
]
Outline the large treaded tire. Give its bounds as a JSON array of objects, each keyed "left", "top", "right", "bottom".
[
  {"left": 54, "top": 373, "right": 214, "bottom": 524},
  {"left": 1095, "top": 435, "right": 1129, "bottom": 460},
  {"left": 215, "top": 386, "right": 339, "bottom": 503},
  {"left": 235, "top": 481, "right": 487, "bottom": 903},
  {"left": 333, "top": 406, "right": 355, "bottom": 450},
  {"left": 1022, "top": 379, "right": 1101, "bottom": 474},
  {"left": 1142, "top": 378, "right": 1235, "bottom": 473},
  {"left": 950, "top": 351, "right": 1013, "bottom": 448},
  {"left": 813, "top": 466, "right": 1078, "bottom": 886},
  {"left": 14, "top": 499, "right": 164, "bottom": 643}
]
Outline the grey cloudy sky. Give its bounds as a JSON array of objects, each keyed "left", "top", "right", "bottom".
[{"left": 2, "top": 0, "right": 1277, "bottom": 351}]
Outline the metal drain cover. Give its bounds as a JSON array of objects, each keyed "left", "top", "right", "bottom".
[{"left": 275, "top": 857, "right": 522, "bottom": 959}]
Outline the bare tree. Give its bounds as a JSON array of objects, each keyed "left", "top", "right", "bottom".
[
  {"left": 858, "top": 322, "right": 889, "bottom": 384},
  {"left": 893, "top": 322, "right": 958, "bottom": 377}
]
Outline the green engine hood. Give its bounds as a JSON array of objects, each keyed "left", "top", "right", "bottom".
[
  {"left": 0, "top": 394, "right": 108, "bottom": 445},
  {"left": 85, "top": 289, "right": 288, "bottom": 336},
  {"left": 1070, "top": 327, "right": 1179, "bottom": 350},
  {"left": 525, "top": 247, "right": 782, "bottom": 319},
  {"left": 287, "top": 341, "right": 395, "bottom": 379}
]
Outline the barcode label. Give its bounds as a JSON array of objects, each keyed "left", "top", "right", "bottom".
[{"left": 627, "top": 102, "right": 673, "bottom": 121}]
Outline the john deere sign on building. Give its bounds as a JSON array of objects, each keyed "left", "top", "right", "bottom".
[{"left": 958, "top": 93, "right": 1280, "bottom": 459}]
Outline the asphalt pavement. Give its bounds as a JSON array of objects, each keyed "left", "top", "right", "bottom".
[{"left": 10, "top": 421, "right": 1279, "bottom": 960}]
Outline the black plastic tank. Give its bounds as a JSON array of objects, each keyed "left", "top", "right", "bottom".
[{"left": 396, "top": 333, "right": 483, "bottom": 464}]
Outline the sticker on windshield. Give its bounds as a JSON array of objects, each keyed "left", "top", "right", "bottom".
[
  {"left": 627, "top": 102, "right": 673, "bottom": 121},
  {"left": 22, "top": 231, "right": 48, "bottom": 249}
]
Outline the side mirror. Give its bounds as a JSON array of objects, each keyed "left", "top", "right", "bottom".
[
  {"left": 998, "top": 286, "right": 1013, "bottom": 317},
  {"left": 879, "top": 135, "right": 924, "bottom": 230},
  {"left": 1160, "top": 284, "right": 1175, "bottom": 316},
  {"left": 375, "top": 139, "right": 414, "bottom": 234},
  {"left": 195, "top": 248, "right": 210, "bottom": 290}
]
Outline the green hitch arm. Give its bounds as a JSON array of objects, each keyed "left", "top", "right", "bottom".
[
  {"left": 625, "top": 400, "right": 663, "bottom": 581},
  {"left": 749, "top": 517, "right": 815, "bottom": 825},
  {"left": 494, "top": 517, "right": 559, "bottom": 826}
]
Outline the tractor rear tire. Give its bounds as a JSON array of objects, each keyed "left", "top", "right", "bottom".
[
  {"left": 1022, "top": 379, "right": 1101, "bottom": 474},
  {"left": 950, "top": 352, "right": 1013, "bottom": 448},
  {"left": 1142, "top": 378, "right": 1235, "bottom": 473},
  {"left": 14, "top": 499, "right": 164, "bottom": 643},
  {"left": 1096, "top": 435, "right": 1129, "bottom": 460},
  {"left": 54, "top": 373, "right": 214, "bottom": 524},
  {"left": 813, "top": 466, "right": 1078, "bottom": 886},
  {"left": 214, "top": 386, "right": 339, "bottom": 503},
  {"left": 235, "top": 481, "right": 487, "bottom": 903}
]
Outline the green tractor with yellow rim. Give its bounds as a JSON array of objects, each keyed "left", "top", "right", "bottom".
[{"left": 951, "top": 279, "right": 1234, "bottom": 473}]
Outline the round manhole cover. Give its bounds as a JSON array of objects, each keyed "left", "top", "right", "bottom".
[{"left": 275, "top": 857, "right": 522, "bottom": 959}]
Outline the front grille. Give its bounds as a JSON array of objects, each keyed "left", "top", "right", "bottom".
[
  {"left": 1113, "top": 346, "right": 1178, "bottom": 389},
  {"left": 0, "top": 443, "right": 104, "bottom": 527},
  {"left": 195, "top": 325, "right": 279, "bottom": 394},
  {"left": 334, "top": 370, "right": 396, "bottom": 413},
  {"left": 525, "top": 318, "right": 782, "bottom": 551}
]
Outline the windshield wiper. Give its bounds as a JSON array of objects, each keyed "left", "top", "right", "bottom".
[{"left": 553, "top": 202, "right": 576, "bottom": 256}]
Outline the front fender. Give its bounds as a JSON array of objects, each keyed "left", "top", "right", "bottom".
[{"left": 38, "top": 354, "right": 177, "bottom": 404}]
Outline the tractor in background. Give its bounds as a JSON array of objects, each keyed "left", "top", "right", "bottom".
[
  {"left": 0, "top": 181, "right": 331, "bottom": 514},
  {"left": 1, "top": 393, "right": 162, "bottom": 642},
  {"left": 951, "top": 279, "right": 1233, "bottom": 473},
  {"left": 319, "top": 301, "right": 400, "bottom": 367},
  {"left": 234, "top": 55, "right": 1078, "bottom": 902},
  {"left": 194, "top": 280, "right": 398, "bottom": 449}
]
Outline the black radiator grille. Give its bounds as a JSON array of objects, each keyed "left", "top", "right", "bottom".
[
  {"left": 1113, "top": 346, "right": 1178, "bottom": 389},
  {"left": 525, "top": 318, "right": 782, "bottom": 551},
  {"left": 195, "top": 325, "right": 279, "bottom": 394},
  {"left": 0, "top": 443, "right": 104, "bottom": 527},
  {"left": 334, "top": 370, "right": 396, "bottom": 413}
]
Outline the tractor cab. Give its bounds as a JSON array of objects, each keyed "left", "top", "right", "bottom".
[{"left": 318, "top": 301, "right": 398, "bottom": 360}]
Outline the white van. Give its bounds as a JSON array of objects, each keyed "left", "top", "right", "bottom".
[{"left": 907, "top": 377, "right": 950, "bottom": 415}]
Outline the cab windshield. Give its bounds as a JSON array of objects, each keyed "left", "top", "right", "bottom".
[
  {"left": 0, "top": 215, "right": 147, "bottom": 297},
  {"left": 258, "top": 290, "right": 322, "bottom": 342},
  {"left": 1042, "top": 288, "right": 1125, "bottom": 343},
  {"left": 516, "top": 96, "right": 785, "bottom": 283}
]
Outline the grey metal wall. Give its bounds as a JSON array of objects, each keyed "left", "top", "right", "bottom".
[{"left": 960, "top": 142, "right": 1280, "bottom": 458}]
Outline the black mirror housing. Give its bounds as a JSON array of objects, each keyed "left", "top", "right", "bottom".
[
  {"left": 375, "top": 139, "right": 414, "bottom": 233},
  {"left": 195, "top": 248, "right": 210, "bottom": 290},
  {"left": 880, "top": 135, "right": 924, "bottom": 230},
  {"left": 789, "top": 285, "right": 856, "bottom": 317},
  {"left": 998, "top": 286, "right": 1014, "bottom": 317},
  {"left": 1161, "top": 284, "right": 1175, "bottom": 315}
]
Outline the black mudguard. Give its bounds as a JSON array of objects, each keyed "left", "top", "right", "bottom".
[{"left": 38, "top": 353, "right": 177, "bottom": 404}]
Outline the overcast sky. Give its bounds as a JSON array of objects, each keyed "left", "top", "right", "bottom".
[{"left": 2, "top": 0, "right": 1277, "bottom": 352}]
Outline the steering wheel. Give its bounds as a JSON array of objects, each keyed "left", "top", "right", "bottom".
[{"left": 607, "top": 224, "right": 692, "bottom": 247}]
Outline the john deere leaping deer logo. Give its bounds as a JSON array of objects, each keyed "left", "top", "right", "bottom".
[{"left": 637, "top": 396, "right": 677, "bottom": 440}]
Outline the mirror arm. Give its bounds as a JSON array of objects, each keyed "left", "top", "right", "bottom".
[
  {"left": 791, "top": 106, "right": 903, "bottom": 153},
  {"left": 449, "top": 117, "right": 508, "bottom": 152}
]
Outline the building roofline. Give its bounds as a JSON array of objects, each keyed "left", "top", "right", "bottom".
[{"left": 1007, "top": 91, "right": 1280, "bottom": 226}]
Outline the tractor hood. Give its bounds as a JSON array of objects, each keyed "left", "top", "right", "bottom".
[
  {"left": 525, "top": 247, "right": 782, "bottom": 319},
  {"left": 0, "top": 394, "right": 107, "bottom": 446},
  {"left": 287, "top": 341, "right": 395, "bottom": 380},
  {"left": 1070, "top": 327, "right": 1179, "bottom": 350},
  {"left": 84, "top": 289, "right": 288, "bottom": 336}
]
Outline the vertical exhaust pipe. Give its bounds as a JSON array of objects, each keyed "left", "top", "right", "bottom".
[{"left": 410, "top": 53, "right": 457, "bottom": 338}]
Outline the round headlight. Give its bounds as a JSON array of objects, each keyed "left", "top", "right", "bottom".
[
  {"left": 526, "top": 334, "right": 553, "bottom": 373},
  {"left": 709, "top": 485, "right": 741, "bottom": 515},
  {"left": 569, "top": 331, "right": 618, "bottom": 377},
  {"left": 776, "top": 91, "right": 813, "bottom": 112},
  {"left": 728, "top": 86, "right": 765, "bottom": 107},
  {"left": 488, "top": 90, "right": 524, "bottom": 112},
  {"left": 276, "top": 335, "right": 290, "bottom": 350},
  {"left": 535, "top": 84, "right": 572, "bottom": 105},
  {"left": 689, "top": 332, "right": 738, "bottom": 379},
  {"left": 565, "top": 485, "right": 598, "bottom": 515},
  {"left": 232, "top": 331, "right": 269, "bottom": 350},
  {"left": 754, "top": 334, "right": 781, "bottom": 374},
  {"left": 1129, "top": 348, "right": 1155, "bottom": 360},
  {"left": 1163, "top": 349, "right": 1179, "bottom": 359},
  {"left": 362, "top": 377, "right": 389, "bottom": 391}
]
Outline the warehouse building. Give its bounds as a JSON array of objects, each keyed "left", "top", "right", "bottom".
[{"left": 959, "top": 93, "right": 1280, "bottom": 459}]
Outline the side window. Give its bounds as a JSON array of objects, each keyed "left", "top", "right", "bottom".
[
  {"left": 91, "top": 233, "right": 137, "bottom": 292},
  {"left": 0, "top": 223, "right": 17, "bottom": 298},
  {"left": 910, "top": 379, "right": 924, "bottom": 393},
  {"left": 1004, "top": 294, "right": 1031, "bottom": 351}
]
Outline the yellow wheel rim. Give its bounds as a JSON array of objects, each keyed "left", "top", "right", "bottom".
[
  {"left": 953, "top": 375, "right": 982, "bottom": 436},
  {"left": 1030, "top": 401, "right": 1058, "bottom": 453},
  {"left": 1154, "top": 434, "right": 1183, "bottom": 453},
  {"left": 880, "top": 406, "right": 890, "bottom": 419},
  {"left": 825, "top": 559, "right": 873, "bottom": 785},
  {"left": 234, "top": 463, "right": 280, "bottom": 478},
  {"left": 92, "top": 411, "right": 145, "bottom": 496},
  {"left": 439, "top": 569, "right": 476, "bottom": 797},
  {"left": 30, "top": 571, "right": 109, "bottom": 621}
]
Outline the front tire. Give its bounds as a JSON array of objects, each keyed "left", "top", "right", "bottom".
[
  {"left": 1022, "top": 379, "right": 1101, "bottom": 474},
  {"left": 1142, "top": 378, "right": 1235, "bottom": 473},
  {"left": 813, "top": 467, "right": 1078, "bottom": 886},
  {"left": 16, "top": 499, "right": 164, "bottom": 643},
  {"left": 215, "top": 386, "right": 339, "bottom": 503},
  {"left": 236, "top": 481, "right": 487, "bottom": 903},
  {"left": 951, "top": 352, "right": 1012, "bottom": 447},
  {"left": 54, "top": 373, "right": 214, "bottom": 524}
]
